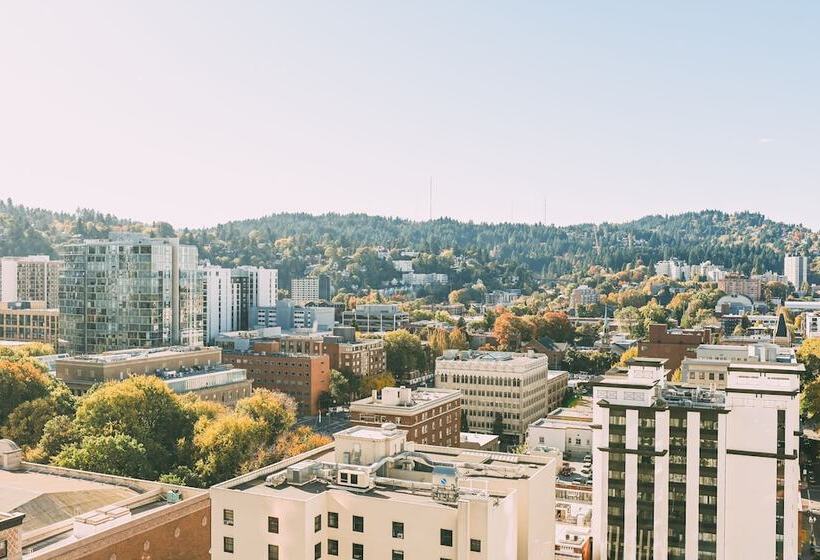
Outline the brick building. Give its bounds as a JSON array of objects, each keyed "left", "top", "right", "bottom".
[
  {"left": 718, "top": 273, "right": 763, "bottom": 301},
  {"left": 268, "top": 328, "right": 387, "bottom": 378},
  {"left": 349, "top": 387, "right": 462, "bottom": 447},
  {"left": 0, "top": 439, "right": 210, "bottom": 560},
  {"left": 224, "top": 343, "right": 330, "bottom": 415},
  {"left": 637, "top": 323, "right": 717, "bottom": 374}
]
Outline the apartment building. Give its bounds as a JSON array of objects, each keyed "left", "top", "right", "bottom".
[
  {"left": 680, "top": 342, "right": 798, "bottom": 389},
  {"left": 201, "top": 264, "right": 239, "bottom": 343},
  {"left": 350, "top": 387, "right": 461, "bottom": 446},
  {"left": 59, "top": 234, "right": 203, "bottom": 354},
  {"left": 210, "top": 423, "right": 556, "bottom": 560},
  {"left": 591, "top": 357, "right": 802, "bottom": 560},
  {"left": 0, "top": 301, "right": 59, "bottom": 349},
  {"left": 485, "top": 289, "right": 522, "bottom": 308},
  {"left": 784, "top": 254, "right": 808, "bottom": 291},
  {"left": 55, "top": 346, "right": 252, "bottom": 404},
  {"left": 0, "top": 439, "right": 210, "bottom": 560},
  {"left": 291, "top": 276, "right": 320, "bottom": 305},
  {"left": 325, "top": 333, "right": 386, "bottom": 377},
  {"left": 342, "top": 304, "right": 410, "bottom": 332},
  {"left": 717, "top": 273, "right": 762, "bottom": 301},
  {"left": 637, "top": 323, "right": 716, "bottom": 374},
  {"left": 230, "top": 266, "right": 278, "bottom": 330},
  {"left": 402, "top": 272, "right": 449, "bottom": 286},
  {"left": 570, "top": 285, "right": 598, "bottom": 308},
  {"left": 435, "top": 350, "right": 558, "bottom": 443},
  {"left": 0, "top": 255, "right": 62, "bottom": 308},
  {"left": 224, "top": 344, "right": 330, "bottom": 415}
]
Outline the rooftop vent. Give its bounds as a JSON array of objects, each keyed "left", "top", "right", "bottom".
[{"left": 287, "top": 461, "right": 318, "bottom": 485}]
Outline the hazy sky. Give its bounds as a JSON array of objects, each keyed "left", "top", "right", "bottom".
[{"left": 1, "top": 2, "right": 818, "bottom": 229}]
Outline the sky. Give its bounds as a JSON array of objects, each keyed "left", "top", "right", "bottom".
[{"left": 1, "top": 2, "right": 818, "bottom": 229}]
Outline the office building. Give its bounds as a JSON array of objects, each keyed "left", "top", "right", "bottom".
[
  {"left": 230, "top": 266, "right": 277, "bottom": 330},
  {"left": 784, "top": 254, "right": 808, "bottom": 291},
  {"left": 0, "top": 301, "right": 60, "bottom": 349},
  {"left": 350, "top": 387, "right": 462, "bottom": 446},
  {"left": 680, "top": 342, "right": 798, "bottom": 389},
  {"left": 435, "top": 350, "right": 560, "bottom": 443},
  {"left": 224, "top": 342, "right": 330, "bottom": 415},
  {"left": 201, "top": 263, "right": 239, "bottom": 343},
  {"left": 571, "top": 285, "right": 598, "bottom": 308},
  {"left": 210, "top": 423, "right": 556, "bottom": 560},
  {"left": 637, "top": 323, "right": 716, "bottom": 374},
  {"left": 717, "top": 274, "right": 762, "bottom": 301},
  {"left": 59, "top": 234, "right": 203, "bottom": 354},
  {"left": 274, "top": 299, "right": 335, "bottom": 331},
  {"left": 291, "top": 276, "right": 320, "bottom": 305},
  {"left": 342, "top": 304, "right": 410, "bottom": 332},
  {"left": 591, "top": 357, "right": 801, "bottom": 559},
  {"left": 55, "top": 346, "right": 252, "bottom": 404},
  {"left": 0, "top": 439, "right": 210, "bottom": 560},
  {"left": 0, "top": 255, "right": 62, "bottom": 308}
]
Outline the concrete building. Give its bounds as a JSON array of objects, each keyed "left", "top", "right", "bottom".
[
  {"left": 654, "top": 259, "right": 687, "bottom": 281},
  {"left": 717, "top": 274, "right": 762, "bottom": 301},
  {"left": 350, "top": 387, "right": 461, "bottom": 447},
  {"left": 0, "top": 302, "right": 59, "bottom": 349},
  {"left": 680, "top": 342, "right": 798, "bottom": 389},
  {"left": 435, "top": 350, "right": 562, "bottom": 444},
  {"left": 224, "top": 343, "right": 330, "bottom": 415},
  {"left": 401, "top": 272, "right": 449, "bottom": 286},
  {"left": 0, "top": 256, "right": 62, "bottom": 309},
  {"left": 0, "top": 439, "right": 210, "bottom": 560},
  {"left": 230, "top": 266, "right": 278, "bottom": 330},
  {"left": 291, "top": 276, "right": 320, "bottom": 305},
  {"left": 485, "top": 290, "right": 522, "bottom": 308},
  {"left": 528, "top": 407, "right": 593, "bottom": 460},
  {"left": 807, "top": 312, "right": 820, "bottom": 339},
  {"left": 55, "top": 346, "right": 252, "bottom": 404},
  {"left": 637, "top": 323, "right": 716, "bottom": 374},
  {"left": 59, "top": 234, "right": 203, "bottom": 354},
  {"left": 784, "top": 254, "right": 809, "bottom": 292},
  {"left": 210, "top": 424, "right": 556, "bottom": 560},
  {"left": 274, "top": 299, "right": 335, "bottom": 331},
  {"left": 201, "top": 263, "right": 239, "bottom": 344},
  {"left": 591, "top": 357, "right": 801, "bottom": 560},
  {"left": 459, "top": 432, "right": 501, "bottom": 451},
  {"left": 213, "top": 327, "right": 282, "bottom": 352},
  {"left": 570, "top": 285, "right": 598, "bottom": 308},
  {"left": 555, "top": 482, "right": 593, "bottom": 560},
  {"left": 342, "top": 304, "right": 410, "bottom": 332}
]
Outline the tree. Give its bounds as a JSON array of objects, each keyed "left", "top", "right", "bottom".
[
  {"left": 360, "top": 372, "right": 396, "bottom": 395},
  {"left": 54, "top": 433, "right": 154, "bottom": 479},
  {"left": 615, "top": 307, "right": 643, "bottom": 338},
  {"left": 329, "top": 370, "right": 354, "bottom": 405},
  {"left": 617, "top": 347, "right": 639, "bottom": 367},
  {"left": 448, "top": 328, "right": 469, "bottom": 350},
  {"left": 492, "top": 313, "right": 526, "bottom": 350},
  {"left": 802, "top": 378, "right": 820, "bottom": 418},
  {"left": 235, "top": 389, "right": 297, "bottom": 445},
  {"left": 241, "top": 426, "right": 332, "bottom": 473},
  {"left": 542, "top": 312, "right": 574, "bottom": 342},
  {"left": 383, "top": 330, "right": 427, "bottom": 375},
  {"left": 2, "top": 397, "right": 60, "bottom": 448},
  {"left": 34, "top": 415, "right": 82, "bottom": 462},
  {"left": 193, "top": 413, "right": 266, "bottom": 487},
  {"left": 798, "top": 339, "right": 820, "bottom": 384},
  {"left": 317, "top": 391, "right": 335, "bottom": 411},
  {"left": 428, "top": 328, "right": 450, "bottom": 356},
  {"left": 0, "top": 358, "right": 51, "bottom": 425},
  {"left": 73, "top": 376, "right": 195, "bottom": 475},
  {"left": 492, "top": 412, "right": 505, "bottom": 436}
]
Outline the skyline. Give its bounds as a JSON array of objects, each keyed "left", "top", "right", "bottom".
[{"left": 1, "top": 2, "right": 819, "bottom": 229}]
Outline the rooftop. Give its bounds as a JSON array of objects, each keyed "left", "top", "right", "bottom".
[
  {"left": 437, "top": 349, "right": 548, "bottom": 365},
  {"left": 60, "top": 345, "right": 215, "bottom": 365},
  {"left": 351, "top": 387, "right": 460, "bottom": 411}
]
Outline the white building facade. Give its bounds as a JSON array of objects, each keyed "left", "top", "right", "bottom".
[{"left": 784, "top": 254, "right": 808, "bottom": 291}]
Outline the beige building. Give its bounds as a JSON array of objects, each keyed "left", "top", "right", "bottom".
[
  {"left": 0, "top": 439, "right": 210, "bottom": 560},
  {"left": 350, "top": 387, "right": 461, "bottom": 447},
  {"left": 528, "top": 405, "right": 593, "bottom": 460},
  {"left": 0, "top": 256, "right": 62, "bottom": 309},
  {"left": 680, "top": 342, "right": 798, "bottom": 389},
  {"left": 55, "top": 346, "right": 252, "bottom": 405},
  {"left": 435, "top": 350, "right": 562, "bottom": 443},
  {"left": 210, "top": 424, "right": 556, "bottom": 560},
  {"left": 0, "top": 302, "right": 59, "bottom": 350}
]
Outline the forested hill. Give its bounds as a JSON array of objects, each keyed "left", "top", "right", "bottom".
[{"left": 1, "top": 199, "right": 817, "bottom": 291}]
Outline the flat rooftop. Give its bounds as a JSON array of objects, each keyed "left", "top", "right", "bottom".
[
  {"left": 351, "top": 387, "right": 460, "bottom": 411},
  {"left": 60, "top": 345, "right": 215, "bottom": 364},
  {"left": 437, "top": 350, "right": 548, "bottom": 365}
]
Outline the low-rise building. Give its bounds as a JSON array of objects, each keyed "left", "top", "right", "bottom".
[
  {"left": 435, "top": 350, "right": 555, "bottom": 444},
  {"left": 224, "top": 344, "right": 330, "bottom": 415},
  {"left": 210, "top": 424, "right": 556, "bottom": 560},
  {"left": 555, "top": 482, "right": 592, "bottom": 560},
  {"left": 570, "top": 285, "right": 598, "bottom": 308},
  {"left": 528, "top": 406, "right": 593, "bottom": 460},
  {"left": 0, "top": 439, "right": 210, "bottom": 560},
  {"left": 637, "top": 323, "right": 716, "bottom": 374},
  {"left": 342, "top": 304, "right": 410, "bottom": 332},
  {"left": 401, "top": 272, "right": 448, "bottom": 286},
  {"left": 350, "top": 387, "right": 461, "bottom": 447},
  {"left": 459, "top": 432, "right": 501, "bottom": 451},
  {"left": 681, "top": 342, "right": 799, "bottom": 389},
  {"left": 807, "top": 312, "right": 820, "bottom": 339},
  {"left": 0, "top": 302, "right": 59, "bottom": 350}
]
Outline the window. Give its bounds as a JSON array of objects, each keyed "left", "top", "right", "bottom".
[
  {"left": 392, "top": 551, "right": 405, "bottom": 560},
  {"left": 315, "top": 542, "right": 322, "bottom": 559},
  {"left": 470, "top": 539, "right": 482, "bottom": 552},
  {"left": 315, "top": 514, "right": 322, "bottom": 532},
  {"left": 328, "top": 511, "right": 338, "bottom": 528},
  {"left": 353, "top": 543, "right": 364, "bottom": 560},
  {"left": 441, "top": 528, "right": 453, "bottom": 546},
  {"left": 392, "top": 521, "right": 404, "bottom": 538},
  {"left": 328, "top": 539, "right": 339, "bottom": 556},
  {"left": 223, "top": 509, "right": 234, "bottom": 526},
  {"left": 223, "top": 536, "right": 234, "bottom": 554},
  {"left": 353, "top": 515, "right": 364, "bottom": 532},
  {"left": 268, "top": 516, "right": 279, "bottom": 533},
  {"left": 268, "top": 544, "right": 279, "bottom": 560}
]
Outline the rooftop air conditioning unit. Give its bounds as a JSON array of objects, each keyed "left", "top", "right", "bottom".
[{"left": 287, "top": 461, "right": 317, "bottom": 485}]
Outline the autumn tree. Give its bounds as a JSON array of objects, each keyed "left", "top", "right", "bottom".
[
  {"left": 798, "top": 339, "right": 820, "bottom": 383},
  {"left": 448, "top": 327, "right": 469, "bottom": 350},
  {"left": 360, "top": 372, "right": 396, "bottom": 395},
  {"left": 235, "top": 389, "right": 297, "bottom": 445},
  {"left": 0, "top": 358, "right": 52, "bottom": 424},
  {"left": 542, "top": 311, "right": 574, "bottom": 342},
  {"left": 383, "top": 329, "right": 427, "bottom": 375}
]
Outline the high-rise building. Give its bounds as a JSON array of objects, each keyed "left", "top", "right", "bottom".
[
  {"left": 435, "top": 350, "right": 564, "bottom": 443},
  {"left": 0, "top": 255, "right": 63, "bottom": 308},
  {"left": 571, "top": 285, "right": 598, "bottom": 308},
  {"left": 591, "top": 357, "right": 802, "bottom": 560},
  {"left": 291, "top": 276, "right": 320, "bottom": 305},
  {"left": 230, "top": 266, "right": 278, "bottom": 330},
  {"left": 58, "top": 234, "right": 203, "bottom": 354},
  {"left": 717, "top": 273, "right": 762, "bottom": 301},
  {"left": 209, "top": 424, "right": 556, "bottom": 560},
  {"left": 201, "top": 264, "right": 238, "bottom": 344},
  {"left": 784, "top": 254, "right": 808, "bottom": 292}
]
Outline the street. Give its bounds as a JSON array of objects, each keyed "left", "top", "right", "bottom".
[{"left": 296, "top": 412, "right": 351, "bottom": 436}]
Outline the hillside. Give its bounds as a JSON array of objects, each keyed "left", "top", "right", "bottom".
[{"left": 1, "top": 200, "right": 817, "bottom": 292}]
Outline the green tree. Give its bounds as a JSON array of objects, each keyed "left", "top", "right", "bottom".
[
  {"left": 383, "top": 330, "right": 427, "bottom": 375},
  {"left": 0, "top": 358, "right": 51, "bottom": 425},
  {"left": 54, "top": 433, "right": 154, "bottom": 479},
  {"left": 235, "top": 389, "right": 297, "bottom": 445},
  {"left": 193, "top": 413, "right": 266, "bottom": 486},
  {"left": 797, "top": 339, "right": 820, "bottom": 384},
  {"left": 34, "top": 415, "right": 82, "bottom": 462}
]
